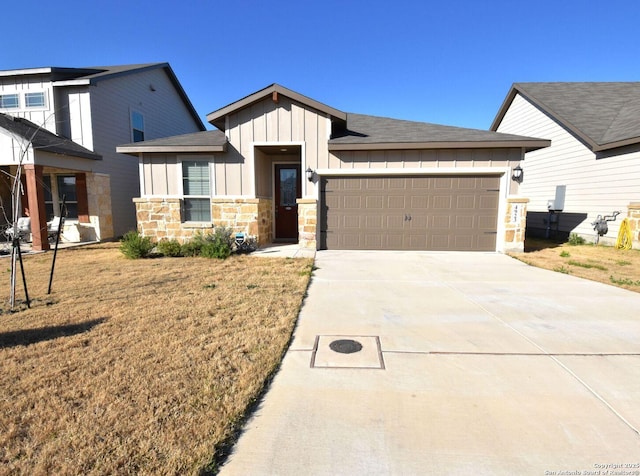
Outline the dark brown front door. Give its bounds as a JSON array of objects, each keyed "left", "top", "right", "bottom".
[{"left": 275, "top": 164, "right": 301, "bottom": 241}]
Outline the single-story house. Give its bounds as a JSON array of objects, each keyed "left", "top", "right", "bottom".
[
  {"left": 491, "top": 82, "right": 640, "bottom": 248},
  {"left": 118, "top": 84, "right": 549, "bottom": 252}
]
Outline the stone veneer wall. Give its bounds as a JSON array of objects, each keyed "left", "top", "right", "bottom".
[
  {"left": 297, "top": 198, "right": 317, "bottom": 249},
  {"left": 86, "top": 173, "right": 113, "bottom": 240},
  {"left": 504, "top": 197, "right": 528, "bottom": 252},
  {"left": 627, "top": 202, "right": 640, "bottom": 249},
  {"left": 211, "top": 198, "right": 272, "bottom": 245},
  {"left": 133, "top": 197, "right": 272, "bottom": 245}
]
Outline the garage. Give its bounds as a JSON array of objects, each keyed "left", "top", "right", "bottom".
[{"left": 320, "top": 175, "right": 500, "bottom": 251}]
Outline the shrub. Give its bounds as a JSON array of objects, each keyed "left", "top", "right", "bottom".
[
  {"left": 568, "top": 233, "right": 586, "bottom": 246},
  {"left": 180, "top": 228, "right": 233, "bottom": 259},
  {"left": 120, "top": 231, "right": 155, "bottom": 259},
  {"left": 157, "top": 239, "right": 183, "bottom": 257},
  {"left": 180, "top": 232, "right": 207, "bottom": 257},
  {"left": 201, "top": 227, "right": 233, "bottom": 260}
]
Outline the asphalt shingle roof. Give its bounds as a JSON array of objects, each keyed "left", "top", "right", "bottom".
[
  {"left": 330, "top": 113, "right": 548, "bottom": 148},
  {"left": 0, "top": 113, "right": 101, "bottom": 160},
  {"left": 494, "top": 82, "right": 640, "bottom": 151}
]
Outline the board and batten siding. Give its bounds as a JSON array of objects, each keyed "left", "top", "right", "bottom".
[
  {"left": 221, "top": 95, "right": 330, "bottom": 196},
  {"left": 496, "top": 93, "right": 640, "bottom": 241},
  {"left": 0, "top": 75, "right": 55, "bottom": 133},
  {"left": 88, "top": 68, "right": 203, "bottom": 236},
  {"left": 328, "top": 148, "right": 523, "bottom": 195}
]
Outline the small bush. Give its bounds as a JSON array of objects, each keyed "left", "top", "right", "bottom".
[
  {"left": 157, "top": 239, "right": 183, "bottom": 257},
  {"left": 560, "top": 250, "right": 570, "bottom": 258},
  {"left": 180, "top": 228, "right": 233, "bottom": 259},
  {"left": 180, "top": 232, "right": 207, "bottom": 257},
  {"left": 568, "top": 233, "right": 586, "bottom": 246},
  {"left": 120, "top": 231, "right": 155, "bottom": 259},
  {"left": 201, "top": 227, "right": 233, "bottom": 259}
]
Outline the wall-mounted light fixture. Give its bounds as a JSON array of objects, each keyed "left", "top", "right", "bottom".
[
  {"left": 512, "top": 165, "right": 524, "bottom": 184},
  {"left": 306, "top": 167, "right": 314, "bottom": 182}
]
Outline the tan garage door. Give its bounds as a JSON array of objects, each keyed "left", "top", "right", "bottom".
[{"left": 320, "top": 175, "right": 500, "bottom": 251}]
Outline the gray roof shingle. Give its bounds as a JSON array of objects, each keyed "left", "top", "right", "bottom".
[
  {"left": 329, "top": 113, "right": 549, "bottom": 151},
  {"left": 117, "top": 130, "right": 227, "bottom": 154},
  {"left": 0, "top": 113, "right": 101, "bottom": 160},
  {"left": 492, "top": 82, "right": 640, "bottom": 151}
]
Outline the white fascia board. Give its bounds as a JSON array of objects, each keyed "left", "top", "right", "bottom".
[
  {"left": 52, "top": 79, "right": 91, "bottom": 87},
  {"left": 315, "top": 167, "right": 508, "bottom": 176},
  {"left": 0, "top": 67, "right": 53, "bottom": 77}
]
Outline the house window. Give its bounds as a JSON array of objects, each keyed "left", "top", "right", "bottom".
[
  {"left": 0, "top": 93, "right": 19, "bottom": 109},
  {"left": 131, "top": 111, "right": 145, "bottom": 142},
  {"left": 182, "top": 161, "right": 210, "bottom": 222},
  {"left": 25, "top": 92, "right": 46, "bottom": 108},
  {"left": 43, "top": 175, "right": 78, "bottom": 220}
]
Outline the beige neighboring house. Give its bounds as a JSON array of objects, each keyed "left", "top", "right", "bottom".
[
  {"left": 0, "top": 63, "right": 204, "bottom": 251},
  {"left": 118, "top": 84, "right": 549, "bottom": 252},
  {"left": 492, "top": 82, "right": 640, "bottom": 248}
]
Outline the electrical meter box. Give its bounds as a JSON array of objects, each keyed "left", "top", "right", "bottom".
[{"left": 547, "top": 185, "right": 566, "bottom": 212}]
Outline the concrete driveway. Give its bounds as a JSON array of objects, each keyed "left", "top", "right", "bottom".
[{"left": 218, "top": 251, "right": 640, "bottom": 475}]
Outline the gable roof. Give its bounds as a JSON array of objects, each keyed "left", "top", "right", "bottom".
[
  {"left": 329, "top": 113, "right": 550, "bottom": 151},
  {"left": 206, "top": 83, "right": 347, "bottom": 130},
  {"left": 0, "top": 63, "right": 206, "bottom": 131},
  {"left": 0, "top": 113, "right": 101, "bottom": 160},
  {"left": 117, "top": 130, "right": 227, "bottom": 154},
  {"left": 491, "top": 82, "right": 640, "bottom": 152}
]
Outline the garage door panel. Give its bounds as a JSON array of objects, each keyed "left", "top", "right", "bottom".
[
  {"left": 432, "top": 196, "right": 452, "bottom": 209},
  {"left": 387, "top": 196, "right": 406, "bottom": 208},
  {"left": 456, "top": 195, "right": 476, "bottom": 209},
  {"left": 320, "top": 175, "right": 499, "bottom": 251},
  {"left": 366, "top": 195, "right": 384, "bottom": 209},
  {"left": 455, "top": 215, "right": 474, "bottom": 229}
]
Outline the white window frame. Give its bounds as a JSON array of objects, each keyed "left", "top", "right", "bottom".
[
  {"left": 0, "top": 93, "right": 20, "bottom": 110},
  {"left": 24, "top": 91, "right": 47, "bottom": 109},
  {"left": 178, "top": 157, "right": 213, "bottom": 223}
]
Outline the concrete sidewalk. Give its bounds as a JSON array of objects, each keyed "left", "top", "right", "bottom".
[{"left": 218, "top": 251, "right": 640, "bottom": 475}]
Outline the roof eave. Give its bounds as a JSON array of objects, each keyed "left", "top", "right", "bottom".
[
  {"left": 206, "top": 84, "right": 347, "bottom": 130},
  {"left": 492, "top": 84, "right": 603, "bottom": 152},
  {"left": 116, "top": 144, "right": 227, "bottom": 155},
  {"left": 593, "top": 136, "right": 640, "bottom": 152},
  {"left": 328, "top": 140, "right": 551, "bottom": 152}
]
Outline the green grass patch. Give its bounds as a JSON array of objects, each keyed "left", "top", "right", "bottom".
[
  {"left": 553, "top": 266, "right": 570, "bottom": 274},
  {"left": 567, "top": 260, "right": 607, "bottom": 271},
  {"left": 560, "top": 250, "right": 570, "bottom": 258},
  {"left": 610, "top": 276, "right": 640, "bottom": 286}
]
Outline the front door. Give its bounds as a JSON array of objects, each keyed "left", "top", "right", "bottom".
[{"left": 275, "top": 164, "right": 301, "bottom": 241}]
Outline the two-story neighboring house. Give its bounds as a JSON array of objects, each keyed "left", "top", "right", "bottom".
[{"left": 0, "top": 63, "right": 205, "bottom": 250}]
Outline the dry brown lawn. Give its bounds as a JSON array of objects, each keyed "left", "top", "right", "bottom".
[
  {"left": 0, "top": 243, "right": 313, "bottom": 475},
  {"left": 510, "top": 238, "right": 640, "bottom": 292}
]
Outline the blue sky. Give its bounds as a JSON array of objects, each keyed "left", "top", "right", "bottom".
[{"left": 3, "top": 0, "right": 639, "bottom": 130}]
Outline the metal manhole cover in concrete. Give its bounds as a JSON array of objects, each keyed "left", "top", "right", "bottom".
[
  {"left": 311, "top": 335, "right": 385, "bottom": 369},
  {"left": 329, "top": 339, "right": 363, "bottom": 354}
]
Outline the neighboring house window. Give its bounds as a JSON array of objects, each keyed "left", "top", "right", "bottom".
[
  {"left": 43, "top": 175, "right": 78, "bottom": 220},
  {"left": 0, "top": 93, "right": 19, "bottom": 109},
  {"left": 131, "top": 111, "right": 145, "bottom": 142},
  {"left": 182, "top": 161, "right": 211, "bottom": 222},
  {"left": 25, "top": 92, "right": 46, "bottom": 108}
]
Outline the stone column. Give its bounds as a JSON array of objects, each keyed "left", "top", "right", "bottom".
[
  {"left": 297, "top": 198, "right": 317, "bottom": 249},
  {"left": 627, "top": 202, "right": 640, "bottom": 249},
  {"left": 504, "top": 197, "right": 528, "bottom": 253}
]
